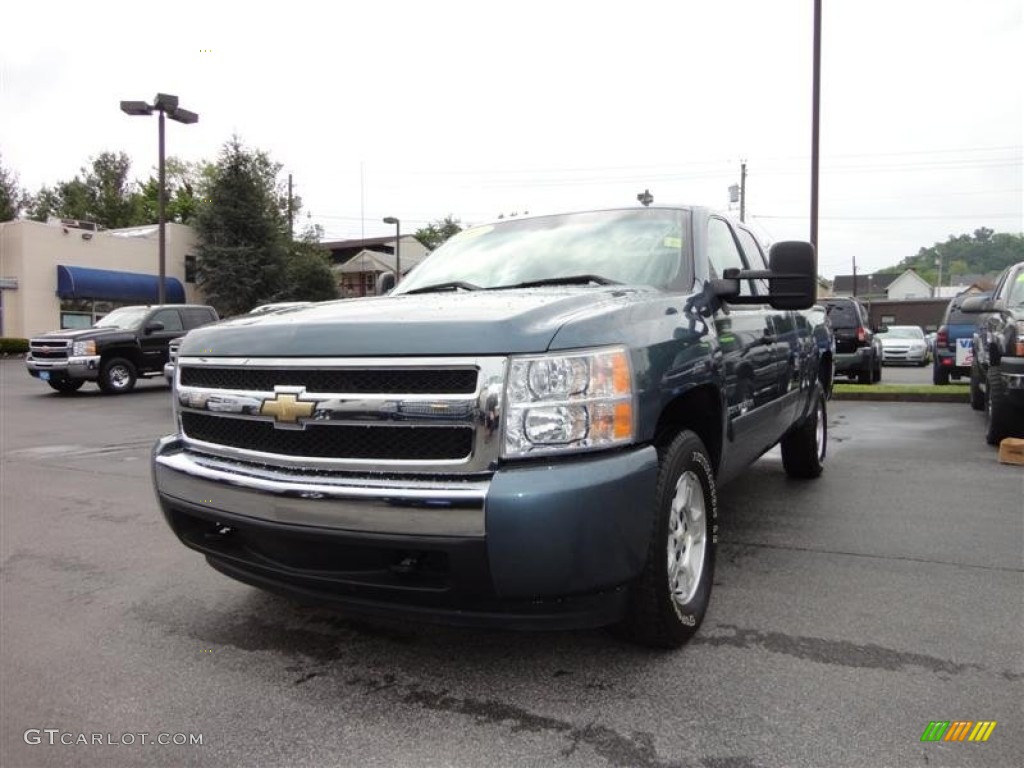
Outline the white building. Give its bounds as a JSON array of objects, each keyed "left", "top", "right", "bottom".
[{"left": 0, "top": 219, "right": 201, "bottom": 339}]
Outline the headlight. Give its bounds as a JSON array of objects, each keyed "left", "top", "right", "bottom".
[
  {"left": 72, "top": 340, "right": 96, "bottom": 356},
  {"left": 503, "top": 346, "right": 634, "bottom": 457}
]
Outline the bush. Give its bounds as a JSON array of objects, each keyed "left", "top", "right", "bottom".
[{"left": 0, "top": 337, "right": 29, "bottom": 355}]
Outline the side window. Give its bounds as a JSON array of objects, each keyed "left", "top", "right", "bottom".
[
  {"left": 182, "top": 308, "right": 215, "bottom": 330},
  {"left": 734, "top": 228, "right": 770, "bottom": 295},
  {"left": 149, "top": 309, "right": 183, "bottom": 331},
  {"left": 707, "top": 218, "right": 755, "bottom": 297}
]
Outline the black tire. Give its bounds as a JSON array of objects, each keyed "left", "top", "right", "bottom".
[
  {"left": 985, "top": 366, "right": 1024, "bottom": 445},
  {"left": 98, "top": 357, "right": 137, "bottom": 394},
  {"left": 819, "top": 358, "right": 834, "bottom": 400},
  {"left": 932, "top": 365, "right": 950, "bottom": 386},
  {"left": 781, "top": 390, "right": 827, "bottom": 479},
  {"left": 857, "top": 358, "right": 872, "bottom": 385},
  {"left": 970, "top": 361, "right": 986, "bottom": 411},
  {"left": 47, "top": 379, "right": 84, "bottom": 394},
  {"left": 617, "top": 430, "right": 717, "bottom": 649},
  {"left": 872, "top": 355, "right": 882, "bottom": 383}
]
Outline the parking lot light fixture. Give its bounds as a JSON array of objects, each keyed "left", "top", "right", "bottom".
[
  {"left": 120, "top": 93, "right": 199, "bottom": 304},
  {"left": 383, "top": 217, "right": 401, "bottom": 285}
]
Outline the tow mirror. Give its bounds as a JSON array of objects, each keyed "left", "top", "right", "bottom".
[
  {"left": 376, "top": 272, "right": 396, "bottom": 295},
  {"left": 145, "top": 322, "right": 165, "bottom": 334}
]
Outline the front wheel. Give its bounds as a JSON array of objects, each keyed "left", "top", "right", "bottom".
[
  {"left": 98, "top": 357, "right": 137, "bottom": 394},
  {"left": 986, "top": 366, "right": 1024, "bottom": 445},
  {"left": 781, "top": 390, "right": 827, "bottom": 479},
  {"left": 47, "top": 379, "right": 84, "bottom": 394},
  {"left": 617, "top": 430, "right": 717, "bottom": 649}
]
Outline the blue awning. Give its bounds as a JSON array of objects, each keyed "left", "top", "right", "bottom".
[{"left": 56, "top": 266, "right": 185, "bottom": 303}]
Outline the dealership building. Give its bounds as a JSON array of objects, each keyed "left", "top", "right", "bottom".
[{"left": 0, "top": 218, "right": 202, "bottom": 339}]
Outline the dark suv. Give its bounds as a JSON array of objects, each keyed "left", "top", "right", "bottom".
[
  {"left": 961, "top": 262, "right": 1024, "bottom": 444},
  {"left": 823, "top": 297, "right": 882, "bottom": 384},
  {"left": 932, "top": 293, "right": 985, "bottom": 385},
  {"left": 26, "top": 304, "right": 218, "bottom": 394}
]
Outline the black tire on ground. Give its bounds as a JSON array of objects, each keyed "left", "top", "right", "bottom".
[
  {"left": 872, "top": 356, "right": 882, "bottom": 383},
  {"left": 970, "top": 361, "right": 986, "bottom": 411},
  {"left": 781, "top": 390, "right": 827, "bottom": 479},
  {"left": 98, "top": 357, "right": 137, "bottom": 394},
  {"left": 616, "top": 430, "right": 717, "bottom": 649},
  {"left": 819, "top": 358, "right": 834, "bottom": 400},
  {"left": 985, "top": 366, "right": 1024, "bottom": 445},
  {"left": 47, "top": 379, "right": 84, "bottom": 394},
  {"left": 932, "top": 365, "right": 950, "bottom": 386},
  {"left": 857, "top": 360, "right": 872, "bottom": 385}
]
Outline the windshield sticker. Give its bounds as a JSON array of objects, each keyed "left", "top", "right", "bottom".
[{"left": 663, "top": 236, "right": 683, "bottom": 249}]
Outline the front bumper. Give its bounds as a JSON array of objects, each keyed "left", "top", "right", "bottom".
[
  {"left": 152, "top": 437, "right": 659, "bottom": 629},
  {"left": 997, "top": 356, "right": 1024, "bottom": 405},
  {"left": 26, "top": 355, "right": 102, "bottom": 381},
  {"left": 163, "top": 363, "right": 176, "bottom": 383},
  {"left": 881, "top": 347, "right": 928, "bottom": 364}
]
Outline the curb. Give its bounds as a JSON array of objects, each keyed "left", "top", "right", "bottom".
[{"left": 832, "top": 391, "right": 970, "bottom": 403}]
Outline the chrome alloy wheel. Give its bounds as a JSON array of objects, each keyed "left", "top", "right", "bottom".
[
  {"left": 667, "top": 470, "right": 707, "bottom": 608},
  {"left": 108, "top": 364, "right": 132, "bottom": 390},
  {"left": 814, "top": 396, "right": 826, "bottom": 460}
]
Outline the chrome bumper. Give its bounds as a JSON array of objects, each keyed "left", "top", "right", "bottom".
[
  {"left": 152, "top": 436, "right": 489, "bottom": 537},
  {"left": 26, "top": 355, "right": 102, "bottom": 379}
]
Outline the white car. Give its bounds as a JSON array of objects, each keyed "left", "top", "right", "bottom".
[{"left": 877, "top": 325, "right": 930, "bottom": 366}]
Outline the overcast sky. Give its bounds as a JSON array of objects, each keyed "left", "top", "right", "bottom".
[{"left": 2, "top": 0, "right": 1021, "bottom": 278}]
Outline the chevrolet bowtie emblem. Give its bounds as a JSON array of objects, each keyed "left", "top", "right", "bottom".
[{"left": 261, "top": 392, "right": 316, "bottom": 425}]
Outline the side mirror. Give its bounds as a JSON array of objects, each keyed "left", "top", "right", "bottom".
[
  {"left": 376, "top": 272, "right": 396, "bottom": 295},
  {"left": 767, "top": 241, "right": 817, "bottom": 310},
  {"left": 958, "top": 296, "right": 993, "bottom": 313},
  {"left": 876, "top": 324, "right": 889, "bottom": 334},
  {"left": 145, "top": 322, "right": 165, "bottom": 334}
]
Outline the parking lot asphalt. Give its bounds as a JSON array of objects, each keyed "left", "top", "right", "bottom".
[{"left": 1, "top": 359, "right": 1021, "bottom": 768}]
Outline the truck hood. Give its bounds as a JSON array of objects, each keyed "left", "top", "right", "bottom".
[
  {"left": 30, "top": 327, "right": 134, "bottom": 342},
  {"left": 180, "top": 288, "right": 658, "bottom": 357}
]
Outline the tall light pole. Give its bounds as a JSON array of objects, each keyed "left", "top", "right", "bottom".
[
  {"left": 810, "top": 0, "right": 822, "bottom": 252},
  {"left": 383, "top": 216, "right": 401, "bottom": 286},
  {"left": 121, "top": 93, "right": 198, "bottom": 305}
]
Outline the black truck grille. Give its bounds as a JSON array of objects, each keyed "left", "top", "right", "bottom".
[
  {"left": 29, "top": 341, "right": 71, "bottom": 360},
  {"left": 181, "top": 413, "right": 473, "bottom": 461},
  {"left": 180, "top": 366, "right": 478, "bottom": 394}
]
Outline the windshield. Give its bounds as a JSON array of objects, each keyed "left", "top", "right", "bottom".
[
  {"left": 879, "top": 326, "right": 924, "bottom": 339},
  {"left": 1008, "top": 271, "right": 1024, "bottom": 308},
  {"left": 93, "top": 307, "right": 150, "bottom": 330},
  {"left": 393, "top": 208, "right": 691, "bottom": 294},
  {"left": 824, "top": 302, "right": 860, "bottom": 328}
]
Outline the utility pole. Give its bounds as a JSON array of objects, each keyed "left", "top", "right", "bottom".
[
  {"left": 739, "top": 161, "right": 747, "bottom": 222},
  {"left": 852, "top": 256, "right": 857, "bottom": 297},
  {"left": 810, "top": 0, "right": 822, "bottom": 251},
  {"left": 287, "top": 173, "right": 294, "bottom": 241}
]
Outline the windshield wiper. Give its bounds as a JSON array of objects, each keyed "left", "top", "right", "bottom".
[
  {"left": 402, "top": 281, "right": 481, "bottom": 295},
  {"left": 494, "top": 274, "right": 621, "bottom": 290}
]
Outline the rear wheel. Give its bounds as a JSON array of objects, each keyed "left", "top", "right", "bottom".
[
  {"left": 986, "top": 366, "right": 1024, "bottom": 445},
  {"left": 98, "top": 357, "right": 137, "bottom": 394},
  {"left": 47, "top": 379, "right": 84, "bottom": 394},
  {"left": 857, "top": 358, "right": 872, "bottom": 385},
  {"left": 872, "top": 355, "right": 882, "bottom": 383},
  {"left": 932, "top": 365, "right": 950, "bottom": 386},
  {"left": 970, "top": 361, "right": 986, "bottom": 411},
  {"left": 781, "top": 391, "right": 827, "bottom": 479},
  {"left": 617, "top": 430, "right": 717, "bottom": 649}
]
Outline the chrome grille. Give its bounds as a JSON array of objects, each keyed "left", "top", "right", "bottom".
[
  {"left": 29, "top": 340, "right": 72, "bottom": 360},
  {"left": 180, "top": 366, "right": 478, "bottom": 394},
  {"left": 175, "top": 356, "right": 507, "bottom": 473},
  {"left": 181, "top": 413, "right": 473, "bottom": 460}
]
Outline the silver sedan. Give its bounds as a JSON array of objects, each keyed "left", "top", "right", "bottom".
[{"left": 878, "top": 325, "right": 930, "bottom": 366}]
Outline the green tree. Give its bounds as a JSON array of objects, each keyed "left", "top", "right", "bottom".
[
  {"left": 26, "top": 151, "right": 147, "bottom": 228},
  {"left": 0, "top": 153, "right": 28, "bottom": 221},
  {"left": 279, "top": 226, "right": 339, "bottom": 302},
  {"left": 879, "top": 229, "right": 1024, "bottom": 285},
  {"left": 414, "top": 215, "right": 463, "bottom": 250},
  {"left": 193, "top": 137, "right": 293, "bottom": 316},
  {"left": 137, "top": 158, "right": 212, "bottom": 225}
]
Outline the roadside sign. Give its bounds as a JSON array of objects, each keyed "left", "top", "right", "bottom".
[{"left": 955, "top": 338, "right": 973, "bottom": 367}]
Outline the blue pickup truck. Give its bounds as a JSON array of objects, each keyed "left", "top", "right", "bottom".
[{"left": 152, "top": 206, "right": 824, "bottom": 648}]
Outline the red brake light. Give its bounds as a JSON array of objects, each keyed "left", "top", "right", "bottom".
[{"left": 857, "top": 327, "right": 866, "bottom": 343}]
